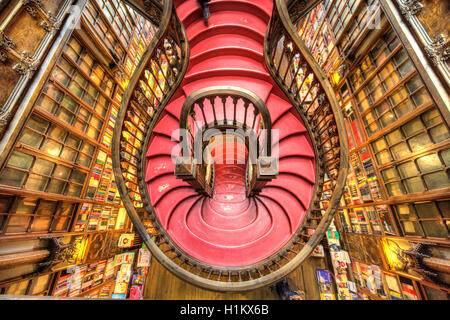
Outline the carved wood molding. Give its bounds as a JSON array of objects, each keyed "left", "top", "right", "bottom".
[
  {"left": 395, "top": 0, "right": 450, "bottom": 87},
  {"left": 0, "top": 0, "right": 75, "bottom": 137},
  {"left": 84, "top": 232, "right": 120, "bottom": 263}
]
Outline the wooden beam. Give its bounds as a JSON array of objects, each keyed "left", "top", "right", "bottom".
[{"left": 0, "top": 249, "right": 50, "bottom": 269}]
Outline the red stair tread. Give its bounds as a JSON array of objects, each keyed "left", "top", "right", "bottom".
[
  {"left": 146, "top": 134, "right": 181, "bottom": 158},
  {"left": 168, "top": 197, "right": 291, "bottom": 266},
  {"left": 278, "top": 156, "right": 316, "bottom": 184},
  {"left": 180, "top": 0, "right": 271, "bottom": 29},
  {"left": 272, "top": 112, "right": 307, "bottom": 142},
  {"left": 153, "top": 113, "right": 179, "bottom": 138},
  {"left": 190, "top": 33, "right": 264, "bottom": 57},
  {"left": 272, "top": 134, "right": 315, "bottom": 159},
  {"left": 156, "top": 190, "right": 200, "bottom": 229},
  {"left": 182, "top": 77, "right": 273, "bottom": 102},
  {"left": 265, "top": 93, "right": 294, "bottom": 124},
  {"left": 186, "top": 12, "right": 267, "bottom": 41},
  {"left": 186, "top": 199, "right": 271, "bottom": 247},
  {"left": 264, "top": 173, "right": 314, "bottom": 211},
  {"left": 190, "top": 46, "right": 264, "bottom": 67},
  {"left": 188, "top": 54, "right": 267, "bottom": 76},
  {"left": 145, "top": 155, "right": 175, "bottom": 182},
  {"left": 147, "top": 173, "right": 191, "bottom": 206},
  {"left": 165, "top": 94, "right": 186, "bottom": 120}
]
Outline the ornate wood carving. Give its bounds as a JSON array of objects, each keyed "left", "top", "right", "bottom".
[
  {"left": 122, "top": 0, "right": 162, "bottom": 25},
  {"left": 404, "top": 243, "right": 450, "bottom": 286},
  {"left": 0, "top": 0, "right": 74, "bottom": 137},
  {"left": 85, "top": 232, "right": 120, "bottom": 263},
  {"left": 396, "top": 0, "right": 450, "bottom": 87}
]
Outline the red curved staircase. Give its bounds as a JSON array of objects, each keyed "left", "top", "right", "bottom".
[
  {"left": 145, "top": 0, "right": 315, "bottom": 267},
  {"left": 114, "top": 0, "right": 347, "bottom": 291}
]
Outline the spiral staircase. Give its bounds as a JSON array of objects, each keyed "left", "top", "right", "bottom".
[{"left": 113, "top": 0, "right": 348, "bottom": 291}]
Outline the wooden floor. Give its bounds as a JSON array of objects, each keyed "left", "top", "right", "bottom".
[{"left": 144, "top": 257, "right": 327, "bottom": 300}]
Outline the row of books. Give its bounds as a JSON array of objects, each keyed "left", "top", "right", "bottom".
[
  {"left": 85, "top": 151, "right": 120, "bottom": 204},
  {"left": 53, "top": 257, "right": 116, "bottom": 297},
  {"left": 74, "top": 204, "right": 121, "bottom": 232}
]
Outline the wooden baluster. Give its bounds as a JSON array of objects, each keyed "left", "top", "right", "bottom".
[
  {"left": 299, "top": 80, "right": 318, "bottom": 107},
  {"left": 309, "top": 98, "right": 328, "bottom": 122},
  {"left": 198, "top": 100, "right": 207, "bottom": 125},
  {"left": 166, "top": 37, "right": 181, "bottom": 70},
  {"left": 221, "top": 96, "right": 227, "bottom": 123},
  {"left": 251, "top": 108, "right": 258, "bottom": 130},
  {"left": 282, "top": 40, "right": 296, "bottom": 83},
  {"left": 138, "top": 83, "right": 157, "bottom": 110},
  {"left": 257, "top": 268, "right": 263, "bottom": 278},
  {"left": 148, "top": 58, "right": 166, "bottom": 99},
  {"left": 289, "top": 58, "right": 304, "bottom": 93},
  {"left": 314, "top": 108, "right": 332, "bottom": 129},
  {"left": 243, "top": 101, "right": 250, "bottom": 128},
  {"left": 232, "top": 96, "right": 238, "bottom": 125},
  {"left": 305, "top": 90, "right": 323, "bottom": 115},
  {"left": 141, "top": 76, "right": 160, "bottom": 106},
  {"left": 210, "top": 97, "right": 218, "bottom": 125},
  {"left": 154, "top": 49, "right": 171, "bottom": 90},
  {"left": 276, "top": 33, "right": 288, "bottom": 74},
  {"left": 161, "top": 48, "right": 175, "bottom": 85},
  {"left": 170, "top": 16, "right": 184, "bottom": 60},
  {"left": 317, "top": 120, "right": 336, "bottom": 136},
  {"left": 293, "top": 68, "right": 311, "bottom": 102}
]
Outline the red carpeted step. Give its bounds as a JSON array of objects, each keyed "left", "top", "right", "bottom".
[
  {"left": 182, "top": 77, "right": 273, "bottom": 102},
  {"left": 153, "top": 113, "right": 180, "bottom": 138},
  {"left": 146, "top": 133, "right": 180, "bottom": 158},
  {"left": 190, "top": 31, "right": 264, "bottom": 58},
  {"left": 145, "top": 154, "right": 175, "bottom": 182},
  {"left": 147, "top": 172, "right": 191, "bottom": 206},
  {"left": 156, "top": 188, "right": 200, "bottom": 229}
]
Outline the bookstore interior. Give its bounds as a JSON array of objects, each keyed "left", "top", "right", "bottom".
[{"left": 0, "top": 0, "right": 448, "bottom": 301}]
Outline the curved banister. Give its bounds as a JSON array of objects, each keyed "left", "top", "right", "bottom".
[
  {"left": 286, "top": 0, "right": 322, "bottom": 25},
  {"left": 175, "top": 86, "right": 277, "bottom": 196},
  {"left": 113, "top": 0, "right": 348, "bottom": 292},
  {"left": 113, "top": 0, "right": 188, "bottom": 209},
  {"left": 111, "top": 0, "right": 191, "bottom": 281},
  {"left": 122, "top": 0, "right": 164, "bottom": 26},
  {"left": 264, "top": 0, "right": 349, "bottom": 259},
  {"left": 179, "top": 86, "right": 273, "bottom": 157}
]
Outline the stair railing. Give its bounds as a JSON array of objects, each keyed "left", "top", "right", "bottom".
[
  {"left": 123, "top": 0, "right": 164, "bottom": 26},
  {"left": 175, "top": 86, "right": 277, "bottom": 197},
  {"left": 111, "top": 0, "right": 190, "bottom": 264},
  {"left": 265, "top": 0, "right": 349, "bottom": 261}
]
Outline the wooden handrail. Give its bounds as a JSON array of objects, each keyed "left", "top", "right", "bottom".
[
  {"left": 264, "top": 0, "right": 349, "bottom": 271},
  {"left": 112, "top": 0, "right": 189, "bottom": 211},
  {"left": 122, "top": 0, "right": 164, "bottom": 26}
]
